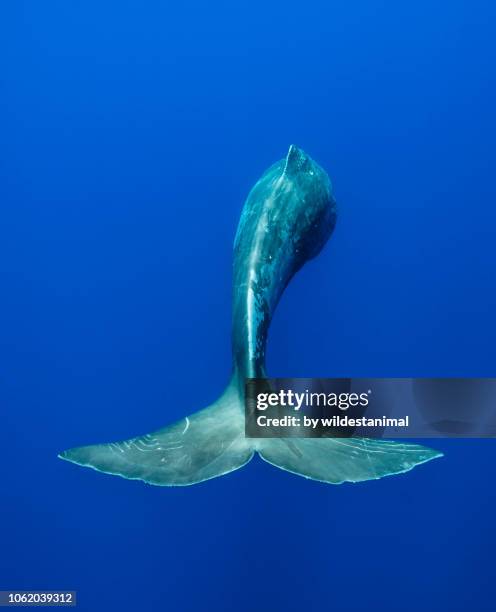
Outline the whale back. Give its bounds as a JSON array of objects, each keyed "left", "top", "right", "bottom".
[{"left": 232, "top": 146, "right": 337, "bottom": 378}]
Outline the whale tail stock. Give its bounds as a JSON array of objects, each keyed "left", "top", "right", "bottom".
[{"left": 59, "top": 375, "right": 442, "bottom": 486}]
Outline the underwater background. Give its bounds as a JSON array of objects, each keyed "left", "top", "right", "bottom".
[{"left": 1, "top": 1, "right": 496, "bottom": 610}]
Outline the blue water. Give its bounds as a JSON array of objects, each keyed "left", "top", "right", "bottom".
[{"left": 1, "top": 1, "right": 496, "bottom": 610}]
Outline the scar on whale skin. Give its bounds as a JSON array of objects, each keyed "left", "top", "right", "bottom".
[{"left": 59, "top": 145, "right": 442, "bottom": 486}]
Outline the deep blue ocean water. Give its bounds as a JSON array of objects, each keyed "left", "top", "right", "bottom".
[{"left": 1, "top": 2, "right": 496, "bottom": 610}]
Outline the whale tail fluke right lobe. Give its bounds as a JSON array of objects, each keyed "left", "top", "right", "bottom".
[{"left": 258, "top": 437, "right": 443, "bottom": 484}]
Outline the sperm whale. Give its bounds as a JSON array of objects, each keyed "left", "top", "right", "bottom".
[{"left": 59, "top": 145, "right": 442, "bottom": 485}]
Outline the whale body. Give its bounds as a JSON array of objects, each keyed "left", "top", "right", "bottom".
[{"left": 59, "top": 146, "right": 442, "bottom": 485}]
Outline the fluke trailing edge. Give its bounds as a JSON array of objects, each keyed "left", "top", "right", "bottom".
[{"left": 59, "top": 146, "right": 442, "bottom": 485}]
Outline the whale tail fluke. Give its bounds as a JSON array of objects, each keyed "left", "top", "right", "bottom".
[
  {"left": 258, "top": 436, "right": 443, "bottom": 484},
  {"left": 59, "top": 383, "right": 253, "bottom": 486},
  {"left": 59, "top": 380, "right": 442, "bottom": 486}
]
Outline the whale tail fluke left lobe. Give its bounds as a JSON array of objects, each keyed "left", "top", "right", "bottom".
[{"left": 59, "top": 382, "right": 253, "bottom": 486}]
